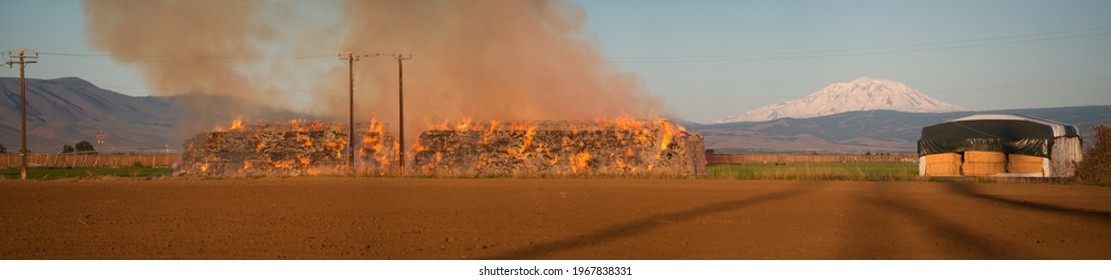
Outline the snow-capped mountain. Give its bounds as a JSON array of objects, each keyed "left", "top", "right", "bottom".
[{"left": 716, "top": 77, "right": 964, "bottom": 123}]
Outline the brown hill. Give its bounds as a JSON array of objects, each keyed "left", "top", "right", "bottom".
[{"left": 0, "top": 77, "right": 308, "bottom": 154}]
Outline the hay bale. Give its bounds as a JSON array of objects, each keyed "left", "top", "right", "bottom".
[
  {"left": 1007, "top": 154, "right": 1044, "bottom": 174},
  {"left": 962, "top": 151, "right": 1005, "bottom": 176},
  {"left": 923, "top": 153, "right": 961, "bottom": 176}
]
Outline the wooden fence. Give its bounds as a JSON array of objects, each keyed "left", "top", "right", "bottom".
[
  {"left": 0, "top": 154, "right": 180, "bottom": 168},
  {"left": 706, "top": 153, "right": 917, "bottom": 164}
]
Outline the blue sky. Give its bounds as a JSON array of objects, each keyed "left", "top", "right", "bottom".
[{"left": 3, "top": 0, "right": 1110, "bottom": 123}]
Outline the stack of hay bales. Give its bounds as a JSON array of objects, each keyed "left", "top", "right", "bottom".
[
  {"left": 179, "top": 121, "right": 396, "bottom": 177},
  {"left": 1007, "top": 154, "right": 1045, "bottom": 175},
  {"left": 961, "top": 151, "right": 1006, "bottom": 176},
  {"left": 923, "top": 153, "right": 962, "bottom": 176},
  {"left": 412, "top": 119, "right": 707, "bottom": 177}
]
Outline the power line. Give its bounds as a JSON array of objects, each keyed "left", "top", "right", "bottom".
[
  {"left": 928, "top": 77, "right": 1111, "bottom": 94},
  {"left": 601, "top": 27, "right": 1111, "bottom": 63},
  {"left": 663, "top": 76, "right": 1111, "bottom": 101},
  {"left": 37, "top": 51, "right": 336, "bottom": 61},
  {"left": 31, "top": 25, "right": 1111, "bottom": 64}
]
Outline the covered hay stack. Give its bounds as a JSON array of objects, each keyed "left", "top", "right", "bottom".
[
  {"left": 961, "top": 151, "right": 1006, "bottom": 176},
  {"left": 412, "top": 118, "right": 707, "bottom": 177},
  {"left": 918, "top": 114, "right": 1083, "bottom": 177},
  {"left": 179, "top": 120, "right": 396, "bottom": 176},
  {"left": 922, "top": 153, "right": 961, "bottom": 176},
  {"left": 1007, "top": 154, "right": 1045, "bottom": 175}
]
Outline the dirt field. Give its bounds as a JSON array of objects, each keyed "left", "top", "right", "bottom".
[{"left": 2, "top": 177, "right": 1110, "bottom": 259}]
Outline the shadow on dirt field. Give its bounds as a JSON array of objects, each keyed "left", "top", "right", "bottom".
[
  {"left": 489, "top": 183, "right": 816, "bottom": 259},
  {"left": 945, "top": 183, "right": 1111, "bottom": 223}
]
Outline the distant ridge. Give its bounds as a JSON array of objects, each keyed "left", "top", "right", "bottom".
[
  {"left": 0, "top": 77, "right": 312, "bottom": 153},
  {"left": 694, "top": 106, "right": 1111, "bottom": 153}
]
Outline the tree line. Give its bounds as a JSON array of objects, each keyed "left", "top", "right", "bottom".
[{"left": 0, "top": 141, "right": 97, "bottom": 154}]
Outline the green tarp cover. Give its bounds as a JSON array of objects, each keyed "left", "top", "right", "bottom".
[{"left": 917, "top": 120, "right": 1057, "bottom": 157}]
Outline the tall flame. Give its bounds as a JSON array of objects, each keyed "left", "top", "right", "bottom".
[{"left": 230, "top": 116, "right": 243, "bottom": 130}]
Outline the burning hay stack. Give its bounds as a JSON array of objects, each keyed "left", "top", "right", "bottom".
[
  {"left": 413, "top": 118, "right": 707, "bottom": 177},
  {"left": 179, "top": 120, "right": 396, "bottom": 176}
]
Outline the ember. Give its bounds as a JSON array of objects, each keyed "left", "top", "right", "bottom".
[
  {"left": 412, "top": 118, "right": 707, "bottom": 177},
  {"left": 180, "top": 120, "right": 396, "bottom": 176}
]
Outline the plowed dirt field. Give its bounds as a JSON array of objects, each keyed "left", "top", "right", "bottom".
[{"left": 2, "top": 177, "right": 1109, "bottom": 259}]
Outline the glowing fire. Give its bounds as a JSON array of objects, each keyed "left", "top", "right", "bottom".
[
  {"left": 456, "top": 115, "right": 473, "bottom": 131},
  {"left": 519, "top": 125, "right": 537, "bottom": 154},
  {"left": 230, "top": 116, "right": 243, "bottom": 130},
  {"left": 297, "top": 155, "right": 312, "bottom": 166},
  {"left": 659, "top": 119, "right": 675, "bottom": 151},
  {"left": 572, "top": 151, "right": 592, "bottom": 173},
  {"left": 615, "top": 115, "right": 647, "bottom": 130},
  {"left": 483, "top": 120, "right": 499, "bottom": 145}
]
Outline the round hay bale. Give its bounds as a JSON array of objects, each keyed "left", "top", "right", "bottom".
[
  {"left": 962, "top": 151, "right": 1005, "bottom": 176},
  {"left": 1007, "top": 154, "right": 1044, "bottom": 174}
]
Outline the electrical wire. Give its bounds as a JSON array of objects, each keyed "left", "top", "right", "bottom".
[
  {"left": 37, "top": 52, "right": 337, "bottom": 62},
  {"left": 30, "top": 25, "right": 1111, "bottom": 63}
]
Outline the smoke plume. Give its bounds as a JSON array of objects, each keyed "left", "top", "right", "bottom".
[
  {"left": 329, "top": 0, "right": 659, "bottom": 136},
  {"left": 82, "top": 0, "right": 659, "bottom": 140}
]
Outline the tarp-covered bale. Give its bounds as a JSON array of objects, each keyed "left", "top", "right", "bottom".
[
  {"left": 180, "top": 120, "right": 396, "bottom": 176},
  {"left": 961, "top": 151, "right": 1005, "bottom": 176},
  {"left": 412, "top": 118, "right": 706, "bottom": 177},
  {"left": 1008, "top": 154, "right": 1045, "bottom": 175}
]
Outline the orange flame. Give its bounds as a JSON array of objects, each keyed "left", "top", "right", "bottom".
[
  {"left": 614, "top": 115, "right": 646, "bottom": 130},
  {"left": 270, "top": 159, "right": 295, "bottom": 169},
  {"left": 571, "top": 151, "right": 592, "bottom": 173},
  {"left": 659, "top": 119, "right": 676, "bottom": 151},
  {"left": 483, "top": 120, "right": 499, "bottom": 145},
  {"left": 456, "top": 115, "right": 473, "bottom": 131},
  {"left": 242, "top": 160, "right": 252, "bottom": 171},
  {"left": 519, "top": 126, "right": 537, "bottom": 154},
  {"left": 230, "top": 116, "right": 243, "bottom": 130}
]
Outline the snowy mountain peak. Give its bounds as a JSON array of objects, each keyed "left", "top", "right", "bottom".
[{"left": 717, "top": 77, "right": 964, "bottom": 123}]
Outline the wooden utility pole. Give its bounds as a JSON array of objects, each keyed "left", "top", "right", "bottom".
[
  {"left": 394, "top": 54, "right": 412, "bottom": 174},
  {"left": 6, "top": 48, "right": 37, "bottom": 180},
  {"left": 340, "top": 52, "right": 361, "bottom": 175}
]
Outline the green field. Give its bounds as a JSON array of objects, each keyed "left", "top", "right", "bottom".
[
  {"left": 1, "top": 167, "right": 174, "bottom": 180},
  {"left": 708, "top": 162, "right": 919, "bottom": 181}
]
